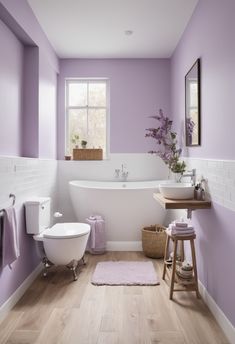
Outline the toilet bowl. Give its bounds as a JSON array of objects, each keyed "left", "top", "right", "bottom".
[
  {"left": 25, "top": 197, "right": 90, "bottom": 280},
  {"left": 34, "top": 222, "right": 90, "bottom": 265}
]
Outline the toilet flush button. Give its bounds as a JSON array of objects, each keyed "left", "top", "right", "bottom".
[{"left": 54, "top": 212, "right": 63, "bottom": 218}]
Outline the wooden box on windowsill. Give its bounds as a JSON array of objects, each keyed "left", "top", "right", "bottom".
[{"left": 73, "top": 148, "right": 103, "bottom": 160}]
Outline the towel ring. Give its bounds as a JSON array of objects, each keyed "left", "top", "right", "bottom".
[{"left": 9, "top": 194, "right": 16, "bottom": 206}]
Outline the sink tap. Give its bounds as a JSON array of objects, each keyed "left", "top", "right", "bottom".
[{"left": 180, "top": 168, "right": 196, "bottom": 185}]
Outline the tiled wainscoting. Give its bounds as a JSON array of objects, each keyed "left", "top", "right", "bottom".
[
  {"left": 57, "top": 153, "right": 168, "bottom": 223},
  {"left": 184, "top": 157, "right": 235, "bottom": 211},
  {"left": 0, "top": 156, "right": 57, "bottom": 312},
  {"left": 0, "top": 156, "right": 57, "bottom": 209}
]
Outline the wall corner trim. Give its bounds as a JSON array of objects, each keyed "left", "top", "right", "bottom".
[
  {"left": 199, "top": 280, "right": 235, "bottom": 344},
  {"left": 0, "top": 263, "right": 43, "bottom": 324}
]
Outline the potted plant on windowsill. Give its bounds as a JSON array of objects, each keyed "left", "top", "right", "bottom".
[
  {"left": 71, "top": 134, "right": 80, "bottom": 148},
  {"left": 81, "top": 140, "right": 87, "bottom": 149}
]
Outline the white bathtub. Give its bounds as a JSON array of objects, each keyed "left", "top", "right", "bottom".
[{"left": 69, "top": 180, "right": 168, "bottom": 250}]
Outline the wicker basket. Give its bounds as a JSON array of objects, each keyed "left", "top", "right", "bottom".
[
  {"left": 73, "top": 148, "right": 103, "bottom": 160},
  {"left": 142, "top": 224, "right": 167, "bottom": 258}
]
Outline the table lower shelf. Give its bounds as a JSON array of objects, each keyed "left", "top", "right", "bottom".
[{"left": 164, "top": 264, "right": 197, "bottom": 291}]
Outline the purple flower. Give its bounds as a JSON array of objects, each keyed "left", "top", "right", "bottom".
[{"left": 146, "top": 109, "right": 186, "bottom": 173}]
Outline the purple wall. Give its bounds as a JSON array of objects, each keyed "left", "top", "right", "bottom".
[
  {"left": 0, "top": 0, "right": 58, "bottom": 160},
  {"left": 0, "top": 0, "right": 58, "bottom": 307},
  {"left": 0, "top": 19, "right": 24, "bottom": 156},
  {"left": 0, "top": 207, "right": 40, "bottom": 307},
  {"left": 171, "top": 0, "right": 235, "bottom": 327},
  {"left": 57, "top": 59, "right": 171, "bottom": 159},
  {"left": 171, "top": 0, "right": 235, "bottom": 159},
  {"left": 39, "top": 53, "right": 57, "bottom": 159},
  {"left": 22, "top": 46, "right": 39, "bottom": 158},
  {"left": 0, "top": 0, "right": 58, "bottom": 72}
]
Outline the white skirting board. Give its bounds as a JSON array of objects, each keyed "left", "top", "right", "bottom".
[
  {"left": 199, "top": 281, "right": 235, "bottom": 344},
  {"left": 0, "top": 263, "right": 43, "bottom": 324},
  {"left": 106, "top": 241, "right": 142, "bottom": 251}
]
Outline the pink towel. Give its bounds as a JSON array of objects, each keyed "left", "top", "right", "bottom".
[
  {"left": 2, "top": 207, "right": 20, "bottom": 269},
  {"left": 174, "top": 222, "right": 188, "bottom": 228},
  {"left": 171, "top": 225, "right": 194, "bottom": 231},
  {"left": 86, "top": 215, "right": 106, "bottom": 254},
  {"left": 171, "top": 228, "right": 195, "bottom": 236}
]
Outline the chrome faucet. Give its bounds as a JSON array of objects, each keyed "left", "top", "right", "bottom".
[
  {"left": 114, "top": 169, "right": 120, "bottom": 178},
  {"left": 121, "top": 164, "right": 129, "bottom": 181},
  {"left": 114, "top": 164, "right": 129, "bottom": 181},
  {"left": 180, "top": 168, "right": 196, "bottom": 185}
]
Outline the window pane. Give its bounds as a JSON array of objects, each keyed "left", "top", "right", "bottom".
[
  {"left": 68, "top": 83, "right": 87, "bottom": 106},
  {"left": 88, "top": 109, "right": 106, "bottom": 154},
  {"left": 88, "top": 83, "right": 106, "bottom": 107},
  {"left": 68, "top": 109, "right": 87, "bottom": 154}
]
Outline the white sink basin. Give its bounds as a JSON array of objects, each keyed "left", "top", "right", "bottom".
[{"left": 159, "top": 183, "right": 194, "bottom": 200}]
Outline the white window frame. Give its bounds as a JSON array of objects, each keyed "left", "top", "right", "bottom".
[{"left": 65, "top": 78, "right": 110, "bottom": 158}]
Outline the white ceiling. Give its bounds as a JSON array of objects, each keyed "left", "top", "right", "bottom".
[{"left": 27, "top": 0, "right": 198, "bottom": 58}]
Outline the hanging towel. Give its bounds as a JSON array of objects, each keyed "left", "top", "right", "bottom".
[
  {"left": 86, "top": 215, "right": 106, "bottom": 254},
  {"left": 2, "top": 207, "right": 20, "bottom": 269}
]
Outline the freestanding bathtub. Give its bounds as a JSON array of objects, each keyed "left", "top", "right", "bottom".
[{"left": 69, "top": 180, "right": 168, "bottom": 250}]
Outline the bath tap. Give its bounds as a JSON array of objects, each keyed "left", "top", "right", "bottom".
[
  {"left": 121, "top": 164, "right": 129, "bottom": 181},
  {"left": 114, "top": 169, "right": 120, "bottom": 178},
  {"left": 115, "top": 164, "right": 129, "bottom": 180},
  {"left": 180, "top": 168, "right": 196, "bottom": 185},
  {"left": 121, "top": 171, "right": 129, "bottom": 181}
]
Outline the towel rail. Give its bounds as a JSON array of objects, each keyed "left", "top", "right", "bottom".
[{"left": 0, "top": 194, "right": 16, "bottom": 215}]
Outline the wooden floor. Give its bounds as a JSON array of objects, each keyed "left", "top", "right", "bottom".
[{"left": 0, "top": 252, "right": 229, "bottom": 344}]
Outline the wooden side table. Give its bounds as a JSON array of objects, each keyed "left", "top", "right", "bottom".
[{"left": 162, "top": 230, "right": 200, "bottom": 300}]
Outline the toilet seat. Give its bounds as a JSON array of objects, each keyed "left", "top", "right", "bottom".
[
  {"left": 43, "top": 223, "right": 90, "bottom": 239},
  {"left": 33, "top": 223, "right": 90, "bottom": 241}
]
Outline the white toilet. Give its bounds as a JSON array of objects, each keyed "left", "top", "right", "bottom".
[{"left": 25, "top": 197, "right": 90, "bottom": 280}]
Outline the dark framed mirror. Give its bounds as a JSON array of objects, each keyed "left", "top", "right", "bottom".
[{"left": 185, "top": 58, "right": 201, "bottom": 146}]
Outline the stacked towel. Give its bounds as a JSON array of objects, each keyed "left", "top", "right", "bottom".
[{"left": 168, "top": 219, "right": 195, "bottom": 236}]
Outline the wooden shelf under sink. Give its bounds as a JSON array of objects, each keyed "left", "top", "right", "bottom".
[{"left": 153, "top": 193, "right": 211, "bottom": 210}]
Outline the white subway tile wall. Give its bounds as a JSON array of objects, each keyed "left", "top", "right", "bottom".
[
  {"left": 1, "top": 155, "right": 235, "bottom": 220},
  {"left": 0, "top": 157, "right": 57, "bottom": 210},
  {"left": 184, "top": 158, "right": 235, "bottom": 212},
  {"left": 57, "top": 153, "right": 169, "bottom": 222}
]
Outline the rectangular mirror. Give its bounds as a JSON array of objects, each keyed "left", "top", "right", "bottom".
[{"left": 185, "top": 58, "right": 201, "bottom": 146}]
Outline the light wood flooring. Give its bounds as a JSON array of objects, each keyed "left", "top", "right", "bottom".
[{"left": 0, "top": 252, "right": 229, "bottom": 344}]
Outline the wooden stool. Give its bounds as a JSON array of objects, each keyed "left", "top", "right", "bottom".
[{"left": 162, "top": 230, "right": 200, "bottom": 300}]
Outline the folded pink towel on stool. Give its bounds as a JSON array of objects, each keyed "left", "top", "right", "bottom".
[
  {"left": 174, "top": 222, "right": 188, "bottom": 228},
  {"left": 171, "top": 225, "right": 194, "bottom": 231}
]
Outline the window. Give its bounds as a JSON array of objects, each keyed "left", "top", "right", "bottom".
[{"left": 66, "top": 79, "right": 109, "bottom": 157}]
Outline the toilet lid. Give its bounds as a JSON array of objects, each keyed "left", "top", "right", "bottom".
[{"left": 43, "top": 223, "right": 90, "bottom": 239}]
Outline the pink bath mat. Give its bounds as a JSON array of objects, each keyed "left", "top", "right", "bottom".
[{"left": 91, "top": 261, "right": 160, "bottom": 286}]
